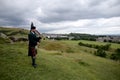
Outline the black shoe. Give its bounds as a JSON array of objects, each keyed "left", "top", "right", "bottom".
[{"left": 32, "top": 64, "right": 37, "bottom": 68}]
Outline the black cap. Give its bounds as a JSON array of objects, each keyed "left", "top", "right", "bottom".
[
  {"left": 31, "top": 22, "right": 36, "bottom": 29},
  {"left": 31, "top": 26, "right": 36, "bottom": 29}
]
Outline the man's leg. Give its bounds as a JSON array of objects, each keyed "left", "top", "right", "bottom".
[
  {"left": 31, "top": 46, "right": 37, "bottom": 68},
  {"left": 31, "top": 56, "right": 37, "bottom": 68}
]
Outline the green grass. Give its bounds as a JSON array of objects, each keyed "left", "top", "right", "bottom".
[
  {"left": 0, "top": 27, "right": 29, "bottom": 38},
  {"left": 0, "top": 40, "right": 120, "bottom": 80}
]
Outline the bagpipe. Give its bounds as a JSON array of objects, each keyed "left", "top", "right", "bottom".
[{"left": 31, "top": 22, "right": 42, "bottom": 43}]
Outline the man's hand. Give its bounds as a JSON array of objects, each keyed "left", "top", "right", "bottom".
[
  {"left": 37, "top": 42, "right": 39, "bottom": 45},
  {"left": 38, "top": 37, "right": 42, "bottom": 40}
]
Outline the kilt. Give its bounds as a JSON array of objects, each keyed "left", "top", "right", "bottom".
[{"left": 28, "top": 46, "right": 37, "bottom": 57}]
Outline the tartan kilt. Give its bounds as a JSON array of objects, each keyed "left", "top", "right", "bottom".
[{"left": 28, "top": 46, "right": 37, "bottom": 57}]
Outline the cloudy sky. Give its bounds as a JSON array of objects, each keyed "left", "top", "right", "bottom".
[{"left": 0, "top": 0, "right": 120, "bottom": 34}]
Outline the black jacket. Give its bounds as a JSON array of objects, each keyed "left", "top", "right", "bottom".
[{"left": 28, "top": 31, "right": 40, "bottom": 47}]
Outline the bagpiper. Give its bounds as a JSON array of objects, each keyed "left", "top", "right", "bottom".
[{"left": 28, "top": 22, "right": 41, "bottom": 68}]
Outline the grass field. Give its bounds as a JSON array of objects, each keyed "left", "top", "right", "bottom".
[{"left": 0, "top": 40, "right": 120, "bottom": 80}]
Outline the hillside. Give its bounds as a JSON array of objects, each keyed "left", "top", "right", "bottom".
[
  {"left": 0, "top": 27, "right": 29, "bottom": 42},
  {"left": 0, "top": 27, "right": 29, "bottom": 38},
  {"left": 0, "top": 40, "right": 120, "bottom": 80},
  {"left": 0, "top": 27, "right": 120, "bottom": 80}
]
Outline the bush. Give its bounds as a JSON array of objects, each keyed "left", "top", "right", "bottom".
[
  {"left": 102, "top": 44, "right": 111, "bottom": 50},
  {"left": 94, "top": 48, "right": 106, "bottom": 57},
  {"left": 110, "top": 48, "right": 120, "bottom": 61},
  {"left": 78, "top": 42, "right": 111, "bottom": 51}
]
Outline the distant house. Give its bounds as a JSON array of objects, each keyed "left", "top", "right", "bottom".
[
  {"left": 42, "top": 33, "right": 74, "bottom": 40},
  {"left": 96, "top": 36, "right": 120, "bottom": 42}
]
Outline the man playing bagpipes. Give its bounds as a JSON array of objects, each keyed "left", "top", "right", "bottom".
[{"left": 28, "top": 22, "right": 41, "bottom": 68}]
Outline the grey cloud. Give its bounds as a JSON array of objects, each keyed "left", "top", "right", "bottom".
[
  {"left": 37, "top": 0, "right": 120, "bottom": 23},
  {"left": 0, "top": 0, "right": 38, "bottom": 26},
  {"left": 0, "top": 0, "right": 120, "bottom": 35},
  {"left": 0, "top": 0, "right": 120, "bottom": 24}
]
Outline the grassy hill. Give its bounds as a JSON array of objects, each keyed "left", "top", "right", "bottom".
[
  {"left": 0, "top": 40, "right": 120, "bottom": 80},
  {"left": 0, "top": 27, "right": 120, "bottom": 80},
  {"left": 0, "top": 27, "right": 29, "bottom": 38}
]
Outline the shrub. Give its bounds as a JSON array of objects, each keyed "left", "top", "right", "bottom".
[
  {"left": 102, "top": 44, "right": 111, "bottom": 50},
  {"left": 78, "top": 42, "right": 111, "bottom": 51},
  {"left": 110, "top": 48, "right": 120, "bottom": 61},
  {"left": 94, "top": 48, "right": 106, "bottom": 57}
]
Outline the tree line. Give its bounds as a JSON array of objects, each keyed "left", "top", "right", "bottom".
[{"left": 69, "top": 33, "right": 97, "bottom": 41}]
